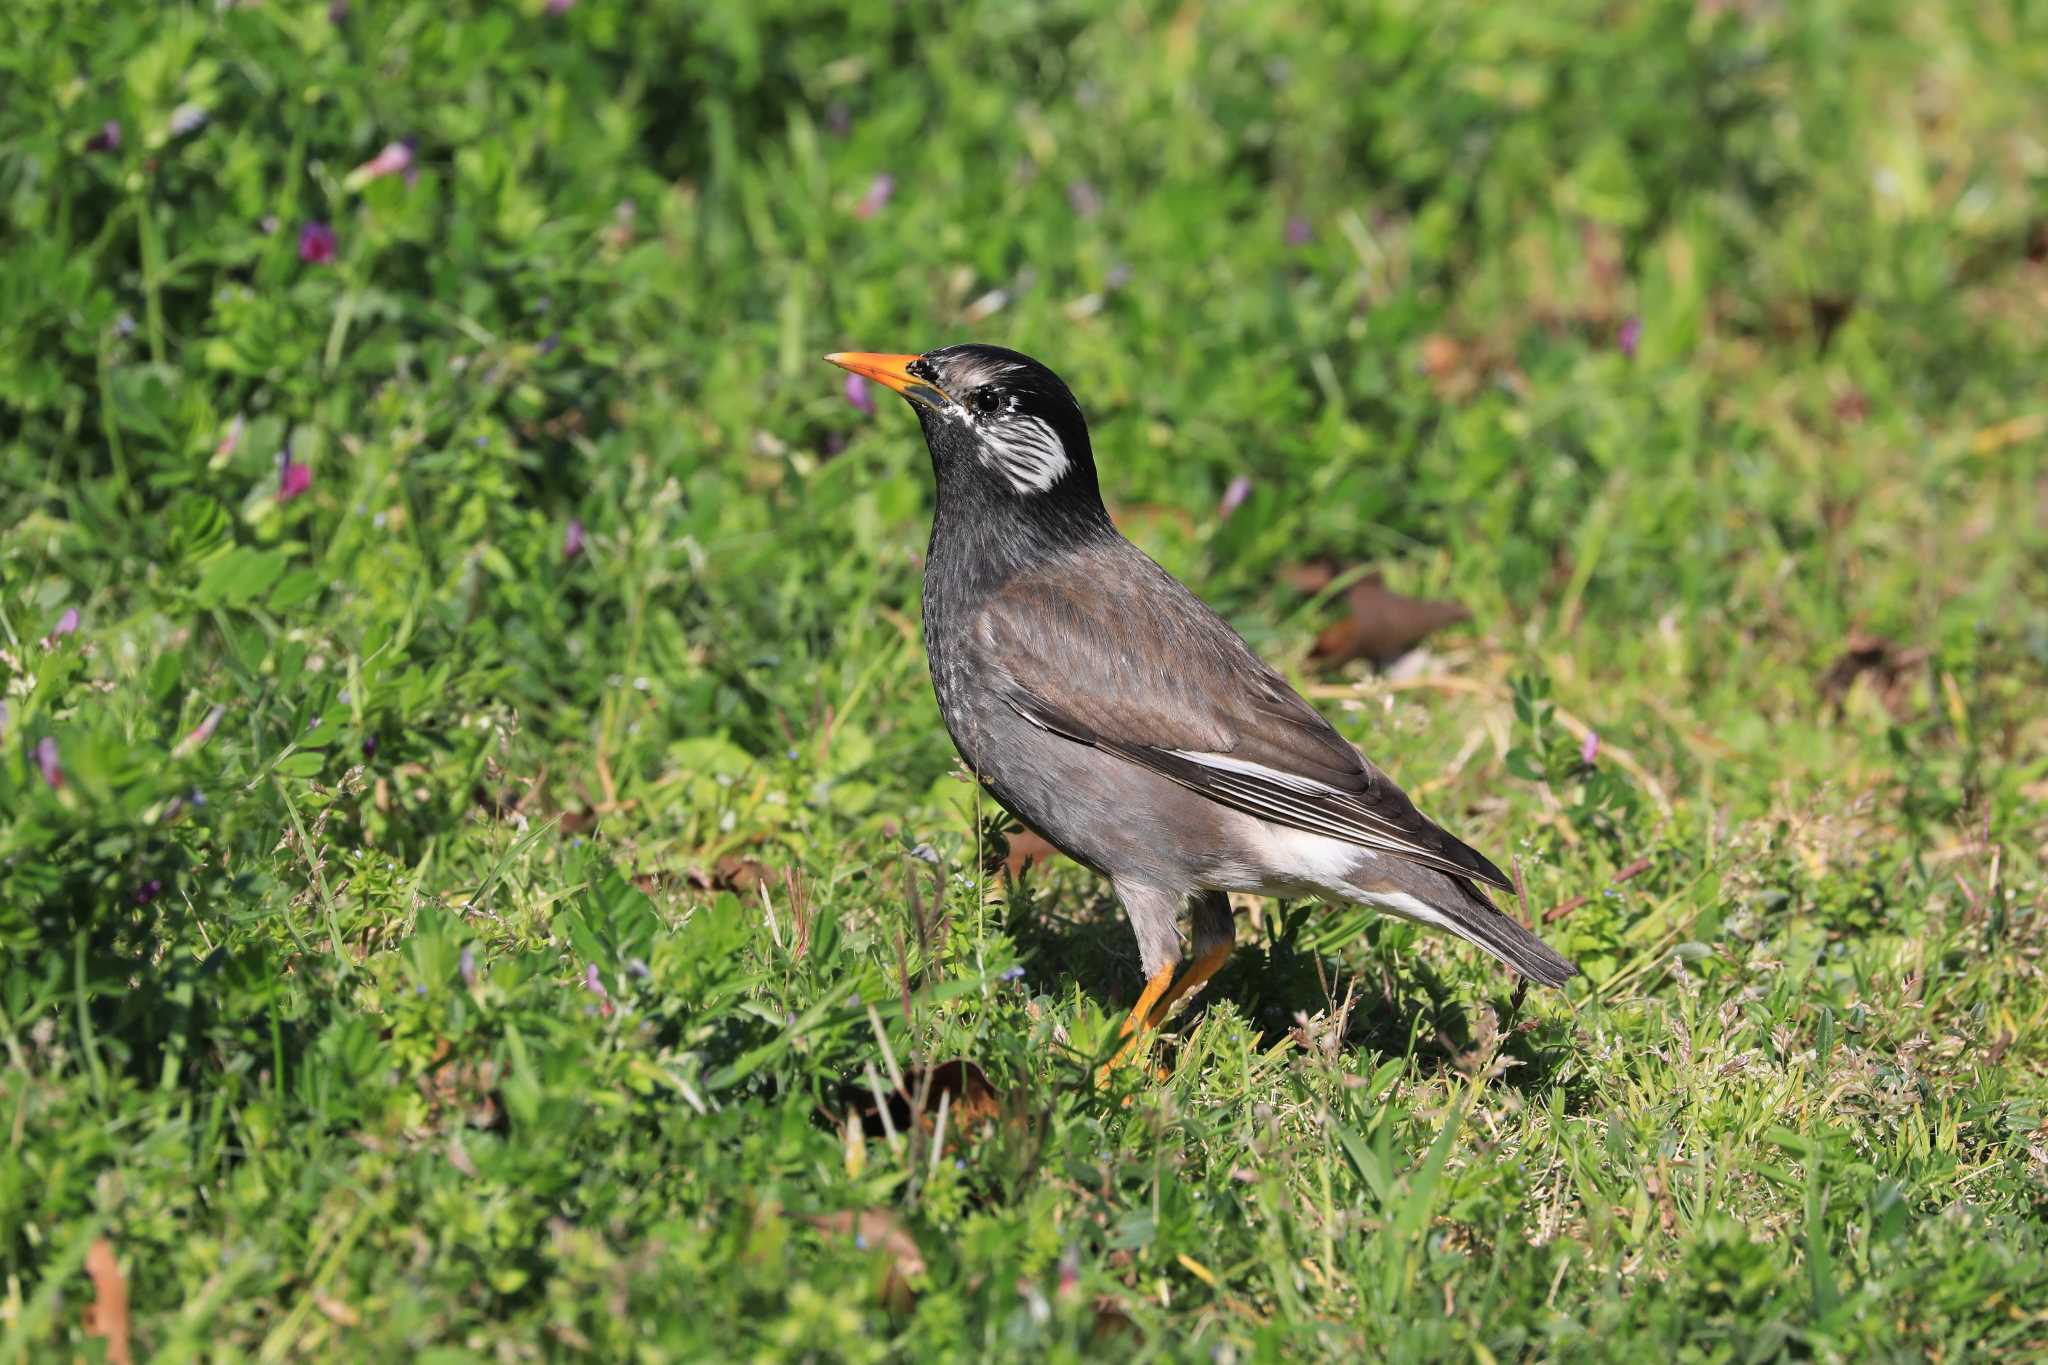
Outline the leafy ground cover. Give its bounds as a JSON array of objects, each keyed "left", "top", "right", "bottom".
[{"left": 3, "top": 0, "right": 2046, "bottom": 1358}]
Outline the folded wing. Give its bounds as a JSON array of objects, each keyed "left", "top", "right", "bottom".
[{"left": 978, "top": 547, "right": 1513, "bottom": 894}]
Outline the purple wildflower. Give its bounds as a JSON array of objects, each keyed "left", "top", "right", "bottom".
[
  {"left": 1617, "top": 316, "right": 1642, "bottom": 359},
  {"left": 843, "top": 372, "right": 875, "bottom": 415},
  {"left": 1581, "top": 730, "right": 1600, "bottom": 766},
  {"left": 999, "top": 965, "right": 1026, "bottom": 982},
  {"left": 134, "top": 879, "right": 164, "bottom": 907},
  {"left": 1218, "top": 475, "right": 1253, "bottom": 519},
  {"left": 361, "top": 735, "right": 378, "bottom": 759},
  {"left": 278, "top": 459, "right": 313, "bottom": 503},
  {"left": 1285, "top": 215, "right": 1313, "bottom": 247},
  {"left": 44, "top": 608, "right": 80, "bottom": 646},
  {"left": 86, "top": 121, "right": 121, "bottom": 154},
  {"left": 583, "top": 963, "right": 613, "bottom": 1015},
  {"left": 544, "top": 0, "right": 575, "bottom": 12},
  {"left": 853, "top": 173, "right": 894, "bottom": 220},
  {"left": 563, "top": 518, "right": 586, "bottom": 559},
  {"left": 35, "top": 737, "right": 62, "bottom": 789},
  {"left": 538, "top": 331, "right": 560, "bottom": 356},
  {"left": 459, "top": 945, "right": 477, "bottom": 987},
  {"left": 1066, "top": 181, "right": 1102, "bottom": 219},
  {"left": 298, "top": 221, "right": 337, "bottom": 265}
]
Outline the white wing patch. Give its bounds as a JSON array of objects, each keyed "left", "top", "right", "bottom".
[
  {"left": 1165, "top": 750, "right": 1334, "bottom": 795},
  {"left": 980, "top": 414, "right": 1070, "bottom": 493}
]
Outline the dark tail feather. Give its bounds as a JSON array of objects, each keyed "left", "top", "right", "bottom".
[{"left": 1439, "top": 880, "right": 1579, "bottom": 987}]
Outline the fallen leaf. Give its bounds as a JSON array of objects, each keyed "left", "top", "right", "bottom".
[
  {"left": 834, "top": 1058, "right": 1006, "bottom": 1149},
  {"left": 1969, "top": 413, "right": 2046, "bottom": 455},
  {"left": 1310, "top": 572, "right": 1471, "bottom": 667},
  {"left": 709, "top": 854, "right": 773, "bottom": 893},
  {"left": 1092, "top": 1297, "right": 1136, "bottom": 1342},
  {"left": 1279, "top": 558, "right": 1340, "bottom": 594},
  {"left": 807, "top": 1209, "right": 927, "bottom": 1311},
  {"left": 83, "top": 1238, "right": 132, "bottom": 1365},
  {"left": 1818, "top": 631, "right": 1929, "bottom": 720},
  {"left": 417, "top": 1041, "right": 503, "bottom": 1131}
]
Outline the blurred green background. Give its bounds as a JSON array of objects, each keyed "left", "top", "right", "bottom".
[{"left": 2, "top": 0, "right": 2045, "bottom": 1358}]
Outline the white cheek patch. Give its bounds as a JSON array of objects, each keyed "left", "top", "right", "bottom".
[{"left": 979, "top": 414, "right": 1070, "bottom": 494}]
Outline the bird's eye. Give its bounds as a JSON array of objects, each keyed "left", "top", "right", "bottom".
[{"left": 967, "top": 386, "right": 1001, "bottom": 416}]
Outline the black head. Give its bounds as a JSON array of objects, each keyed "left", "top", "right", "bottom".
[{"left": 826, "top": 345, "right": 1105, "bottom": 518}]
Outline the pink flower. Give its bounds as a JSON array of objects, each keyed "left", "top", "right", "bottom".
[
  {"left": 216, "top": 414, "right": 244, "bottom": 460},
  {"left": 843, "top": 373, "right": 874, "bottom": 415},
  {"left": 1285, "top": 216, "right": 1312, "bottom": 247},
  {"left": 86, "top": 121, "right": 121, "bottom": 153},
  {"left": 298, "top": 221, "right": 337, "bottom": 265},
  {"left": 1581, "top": 730, "right": 1600, "bottom": 766},
  {"left": 853, "top": 173, "right": 894, "bottom": 220},
  {"left": 176, "top": 704, "right": 227, "bottom": 758},
  {"left": 1617, "top": 317, "right": 1642, "bottom": 359},
  {"left": 353, "top": 139, "right": 414, "bottom": 184},
  {"left": 35, "top": 737, "right": 62, "bottom": 789},
  {"left": 279, "top": 460, "right": 313, "bottom": 503},
  {"left": 583, "top": 961, "right": 613, "bottom": 1017},
  {"left": 192, "top": 705, "right": 225, "bottom": 747},
  {"left": 1218, "top": 475, "right": 1253, "bottom": 519},
  {"left": 563, "top": 519, "right": 586, "bottom": 558},
  {"left": 43, "top": 608, "right": 80, "bottom": 647}
]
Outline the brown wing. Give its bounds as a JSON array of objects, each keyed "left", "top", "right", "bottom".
[{"left": 978, "top": 545, "right": 1511, "bottom": 892}]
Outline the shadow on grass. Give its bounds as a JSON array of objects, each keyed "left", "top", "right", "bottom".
[{"left": 1000, "top": 874, "right": 1584, "bottom": 1101}]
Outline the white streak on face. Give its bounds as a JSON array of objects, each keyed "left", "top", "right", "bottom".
[{"left": 979, "top": 413, "right": 1070, "bottom": 493}]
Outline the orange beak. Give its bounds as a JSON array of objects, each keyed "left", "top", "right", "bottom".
[{"left": 825, "top": 351, "right": 952, "bottom": 409}]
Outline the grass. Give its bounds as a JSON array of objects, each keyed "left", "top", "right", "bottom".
[{"left": 3, "top": 0, "right": 2046, "bottom": 1358}]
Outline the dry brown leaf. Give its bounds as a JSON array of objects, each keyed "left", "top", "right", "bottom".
[
  {"left": 83, "top": 1237, "right": 132, "bottom": 1365},
  {"left": 417, "top": 1041, "right": 503, "bottom": 1131},
  {"left": 1311, "top": 572, "right": 1471, "bottom": 667},
  {"left": 1818, "top": 631, "right": 1929, "bottom": 720},
  {"left": 835, "top": 1058, "right": 1008, "bottom": 1151},
  {"left": 1279, "top": 559, "right": 1340, "bottom": 594},
  {"left": 710, "top": 854, "right": 773, "bottom": 894}
]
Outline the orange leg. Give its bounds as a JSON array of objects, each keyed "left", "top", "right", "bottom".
[
  {"left": 1096, "top": 944, "right": 1233, "bottom": 1081},
  {"left": 1144, "top": 942, "right": 1232, "bottom": 1028}
]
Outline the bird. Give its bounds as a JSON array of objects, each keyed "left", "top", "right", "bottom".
[{"left": 826, "top": 344, "right": 1578, "bottom": 1070}]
